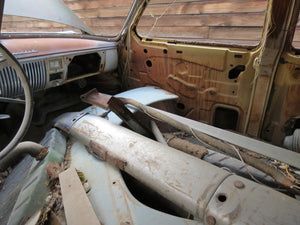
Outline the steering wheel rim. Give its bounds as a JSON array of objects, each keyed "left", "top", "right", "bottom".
[{"left": 0, "top": 43, "right": 34, "bottom": 160}]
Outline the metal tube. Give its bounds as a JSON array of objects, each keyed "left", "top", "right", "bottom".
[{"left": 0, "top": 141, "right": 47, "bottom": 171}]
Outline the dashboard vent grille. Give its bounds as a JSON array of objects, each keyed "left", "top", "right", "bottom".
[{"left": 0, "top": 60, "right": 47, "bottom": 97}]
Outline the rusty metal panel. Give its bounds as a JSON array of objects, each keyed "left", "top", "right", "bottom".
[
  {"left": 125, "top": 35, "right": 256, "bottom": 133},
  {"left": 1, "top": 38, "right": 117, "bottom": 59}
]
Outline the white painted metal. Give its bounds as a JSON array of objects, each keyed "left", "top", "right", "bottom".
[
  {"left": 104, "top": 49, "right": 118, "bottom": 72},
  {"left": 70, "top": 140, "right": 203, "bottom": 225},
  {"left": 63, "top": 115, "right": 300, "bottom": 224},
  {"left": 69, "top": 115, "right": 232, "bottom": 219}
]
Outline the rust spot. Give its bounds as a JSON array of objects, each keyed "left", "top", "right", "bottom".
[
  {"left": 129, "top": 141, "right": 136, "bottom": 148},
  {"left": 46, "top": 162, "right": 63, "bottom": 180},
  {"left": 206, "top": 215, "right": 216, "bottom": 225},
  {"left": 36, "top": 147, "right": 48, "bottom": 161},
  {"left": 234, "top": 180, "right": 245, "bottom": 189},
  {"left": 89, "top": 140, "right": 127, "bottom": 170}
]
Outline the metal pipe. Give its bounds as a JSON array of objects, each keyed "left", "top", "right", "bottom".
[
  {"left": 150, "top": 120, "right": 167, "bottom": 145},
  {"left": 0, "top": 141, "right": 48, "bottom": 171}
]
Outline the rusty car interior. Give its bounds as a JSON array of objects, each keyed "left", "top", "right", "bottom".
[{"left": 0, "top": 0, "right": 300, "bottom": 224}]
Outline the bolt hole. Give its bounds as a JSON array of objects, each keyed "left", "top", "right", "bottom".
[
  {"left": 144, "top": 49, "right": 148, "bottom": 53},
  {"left": 177, "top": 103, "right": 185, "bottom": 110},
  {"left": 232, "top": 91, "right": 235, "bottom": 94},
  {"left": 217, "top": 194, "right": 227, "bottom": 202},
  {"left": 113, "top": 181, "right": 116, "bottom": 184},
  {"left": 146, "top": 60, "right": 152, "bottom": 67},
  {"left": 163, "top": 49, "right": 168, "bottom": 54}
]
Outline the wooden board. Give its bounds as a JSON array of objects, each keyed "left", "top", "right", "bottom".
[{"left": 59, "top": 167, "right": 101, "bottom": 225}]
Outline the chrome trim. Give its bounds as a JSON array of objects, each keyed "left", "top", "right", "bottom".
[{"left": 0, "top": 60, "right": 47, "bottom": 97}]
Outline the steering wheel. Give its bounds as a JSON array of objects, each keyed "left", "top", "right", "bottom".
[{"left": 0, "top": 43, "right": 34, "bottom": 160}]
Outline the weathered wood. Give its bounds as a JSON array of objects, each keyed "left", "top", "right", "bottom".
[
  {"left": 209, "top": 27, "right": 263, "bottom": 40},
  {"left": 138, "top": 26, "right": 209, "bottom": 38},
  {"left": 1, "top": 0, "right": 273, "bottom": 45},
  {"left": 138, "top": 14, "right": 266, "bottom": 27},
  {"left": 59, "top": 167, "right": 101, "bottom": 225}
]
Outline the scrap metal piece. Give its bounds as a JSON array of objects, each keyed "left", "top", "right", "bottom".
[
  {"left": 108, "top": 96, "right": 153, "bottom": 137},
  {"left": 5, "top": 128, "right": 67, "bottom": 225},
  {"left": 56, "top": 113, "right": 300, "bottom": 224},
  {"left": 118, "top": 98, "right": 299, "bottom": 193},
  {"left": 81, "top": 89, "right": 153, "bottom": 137},
  {"left": 163, "top": 133, "right": 208, "bottom": 159},
  {"left": 68, "top": 140, "right": 201, "bottom": 225},
  {"left": 80, "top": 88, "right": 110, "bottom": 110},
  {"left": 152, "top": 106, "right": 300, "bottom": 170}
]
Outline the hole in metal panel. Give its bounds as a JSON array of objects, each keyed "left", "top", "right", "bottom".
[
  {"left": 217, "top": 194, "right": 227, "bottom": 202},
  {"left": 146, "top": 60, "right": 152, "bottom": 67},
  {"left": 229, "top": 65, "right": 245, "bottom": 79},
  {"left": 213, "top": 107, "right": 239, "bottom": 131}
]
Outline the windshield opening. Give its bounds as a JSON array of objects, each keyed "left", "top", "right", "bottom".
[{"left": 2, "top": 0, "right": 134, "bottom": 37}]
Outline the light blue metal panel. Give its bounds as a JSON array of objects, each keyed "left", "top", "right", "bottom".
[{"left": 70, "top": 140, "right": 202, "bottom": 225}]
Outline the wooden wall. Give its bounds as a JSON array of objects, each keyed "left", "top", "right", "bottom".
[{"left": 2, "top": 0, "right": 300, "bottom": 47}]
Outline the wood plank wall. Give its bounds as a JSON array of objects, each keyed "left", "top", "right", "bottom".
[{"left": 1, "top": 0, "right": 300, "bottom": 47}]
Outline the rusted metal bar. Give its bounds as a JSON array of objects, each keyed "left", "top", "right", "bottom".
[
  {"left": 81, "top": 89, "right": 152, "bottom": 137},
  {"left": 80, "top": 88, "right": 110, "bottom": 110},
  {"left": 107, "top": 97, "right": 153, "bottom": 137},
  {"left": 163, "top": 133, "right": 208, "bottom": 159}
]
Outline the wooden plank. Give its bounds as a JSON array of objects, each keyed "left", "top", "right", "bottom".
[
  {"left": 209, "top": 27, "right": 263, "bottom": 40},
  {"left": 91, "top": 26, "right": 124, "bottom": 36},
  {"left": 2, "top": 21, "right": 69, "bottom": 29},
  {"left": 66, "top": 0, "right": 266, "bottom": 14},
  {"left": 74, "top": 1, "right": 266, "bottom": 19},
  {"left": 59, "top": 167, "right": 101, "bottom": 225},
  {"left": 137, "top": 26, "right": 209, "bottom": 38},
  {"left": 84, "top": 17, "right": 126, "bottom": 27},
  {"left": 65, "top": 0, "right": 134, "bottom": 10},
  {"left": 143, "top": 1, "right": 267, "bottom": 16},
  {"left": 75, "top": 7, "right": 131, "bottom": 18},
  {"left": 138, "top": 14, "right": 266, "bottom": 27}
]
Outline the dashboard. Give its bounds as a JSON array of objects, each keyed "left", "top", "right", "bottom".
[{"left": 0, "top": 38, "right": 118, "bottom": 97}]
